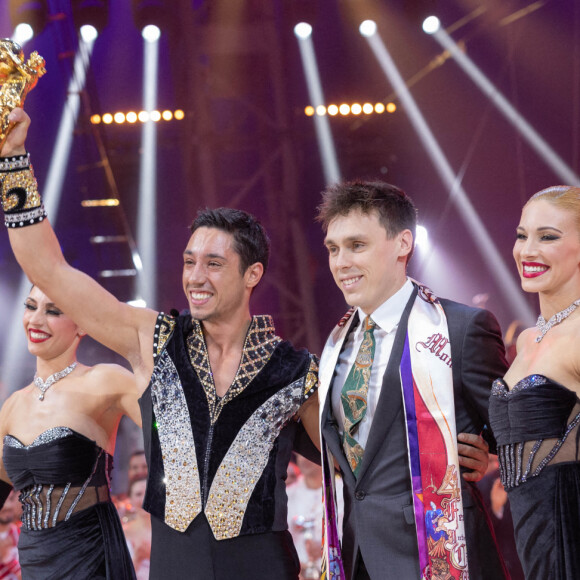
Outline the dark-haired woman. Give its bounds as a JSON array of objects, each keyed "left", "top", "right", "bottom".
[{"left": 0, "top": 286, "right": 140, "bottom": 579}]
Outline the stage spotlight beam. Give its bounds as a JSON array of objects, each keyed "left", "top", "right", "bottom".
[
  {"left": 295, "top": 29, "right": 341, "bottom": 184},
  {"left": 362, "top": 29, "right": 535, "bottom": 326},
  {"left": 1, "top": 34, "right": 97, "bottom": 392},
  {"left": 136, "top": 28, "right": 160, "bottom": 307},
  {"left": 416, "top": 224, "right": 429, "bottom": 248},
  {"left": 430, "top": 27, "right": 580, "bottom": 186}
]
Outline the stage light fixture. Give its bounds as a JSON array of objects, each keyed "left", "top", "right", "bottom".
[
  {"left": 174, "top": 109, "right": 185, "bottom": 120},
  {"left": 294, "top": 22, "right": 312, "bottom": 39},
  {"left": 81, "top": 199, "right": 120, "bottom": 207},
  {"left": 359, "top": 20, "right": 377, "bottom": 38},
  {"left": 9, "top": 0, "right": 49, "bottom": 39},
  {"left": 80, "top": 24, "right": 98, "bottom": 43},
  {"left": 114, "top": 112, "right": 125, "bottom": 123},
  {"left": 415, "top": 225, "right": 429, "bottom": 248},
  {"left": 422, "top": 16, "right": 440, "bottom": 34},
  {"left": 72, "top": 0, "right": 109, "bottom": 36},
  {"left": 12, "top": 23, "right": 34, "bottom": 44},
  {"left": 102, "top": 113, "right": 113, "bottom": 124},
  {"left": 126, "top": 111, "right": 138, "bottom": 123},
  {"left": 142, "top": 24, "right": 161, "bottom": 42},
  {"left": 303, "top": 101, "right": 397, "bottom": 118},
  {"left": 161, "top": 110, "right": 172, "bottom": 121}
]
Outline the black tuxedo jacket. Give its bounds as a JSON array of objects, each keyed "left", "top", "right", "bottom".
[{"left": 318, "top": 288, "right": 509, "bottom": 580}]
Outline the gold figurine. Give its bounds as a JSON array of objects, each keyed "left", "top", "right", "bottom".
[{"left": 0, "top": 39, "right": 46, "bottom": 149}]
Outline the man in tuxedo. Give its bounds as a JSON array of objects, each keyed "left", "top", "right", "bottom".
[{"left": 317, "top": 180, "right": 508, "bottom": 580}]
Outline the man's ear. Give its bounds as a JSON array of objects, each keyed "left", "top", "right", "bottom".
[
  {"left": 245, "top": 262, "right": 264, "bottom": 289},
  {"left": 399, "top": 229, "right": 414, "bottom": 258}
]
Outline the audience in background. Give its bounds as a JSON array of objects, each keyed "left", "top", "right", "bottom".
[
  {"left": 123, "top": 476, "right": 151, "bottom": 580},
  {"left": 0, "top": 490, "right": 21, "bottom": 580},
  {"left": 286, "top": 453, "right": 301, "bottom": 487},
  {"left": 287, "top": 454, "right": 343, "bottom": 580},
  {"left": 127, "top": 450, "right": 148, "bottom": 483},
  {"left": 114, "top": 449, "right": 149, "bottom": 523}
]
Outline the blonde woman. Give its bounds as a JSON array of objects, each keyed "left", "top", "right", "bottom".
[{"left": 490, "top": 186, "right": 580, "bottom": 579}]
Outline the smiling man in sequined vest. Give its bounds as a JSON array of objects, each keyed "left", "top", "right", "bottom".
[{"left": 1, "top": 108, "right": 320, "bottom": 580}]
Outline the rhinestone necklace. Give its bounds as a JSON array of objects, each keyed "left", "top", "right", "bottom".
[
  {"left": 536, "top": 299, "right": 580, "bottom": 343},
  {"left": 33, "top": 361, "right": 78, "bottom": 401}
]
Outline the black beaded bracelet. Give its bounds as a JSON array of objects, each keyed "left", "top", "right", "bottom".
[{"left": 0, "top": 153, "right": 31, "bottom": 172}]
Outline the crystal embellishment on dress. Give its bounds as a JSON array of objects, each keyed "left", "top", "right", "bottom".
[
  {"left": 535, "top": 298, "right": 580, "bottom": 342},
  {"left": 33, "top": 361, "right": 78, "bottom": 401}
]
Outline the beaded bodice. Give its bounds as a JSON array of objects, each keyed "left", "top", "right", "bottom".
[
  {"left": 3, "top": 427, "right": 112, "bottom": 531},
  {"left": 490, "top": 375, "right": 580, "bottom": 490}
]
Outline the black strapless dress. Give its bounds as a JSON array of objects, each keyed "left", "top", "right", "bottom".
[
  {"left": 2, "top": 427, "right": 136, "bottom": 580},
  {"left": 489, "top": 375, "right": 580, "bottom": 580}
]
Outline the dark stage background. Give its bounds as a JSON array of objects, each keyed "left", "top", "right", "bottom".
[{"left": 1, "top": 0, "right": 578, "bottom": 398}]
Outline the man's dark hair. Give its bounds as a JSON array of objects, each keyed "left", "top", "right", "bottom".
[
  {"left": 129, "top": 450, "right": 145, "bottom": 460},
  {"left": 190, "top": 208, "right": 270, "bottom": 274},
  {"left": 317, "top": 180, "right": 417, "bottom": 261}
]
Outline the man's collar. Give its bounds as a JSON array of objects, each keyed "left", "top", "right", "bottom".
[{"left": 357, "top": 278, "right": 414, "bottom": 334}]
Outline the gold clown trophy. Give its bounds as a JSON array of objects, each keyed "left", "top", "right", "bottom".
[{"left": 0, "top": 39, "right": 46, "bottom": 150}]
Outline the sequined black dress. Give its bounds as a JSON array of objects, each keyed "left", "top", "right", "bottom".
[
  {"left": 2, "top": 427, "right": 136, "bottom": 579},
  {"left": 489, "top": 375, "right": 580, "bottom": 579}
]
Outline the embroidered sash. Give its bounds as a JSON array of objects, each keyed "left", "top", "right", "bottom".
[
  {"left": 321, "top": 285, "right": 469, "bottom": 579},
  {"left": 403, "top": 283, "right": 468, "bottom": 579}
]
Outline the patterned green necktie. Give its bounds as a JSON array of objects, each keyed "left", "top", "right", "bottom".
[{"left": 341, "top": 315, "right": 376, "bottom": 477}]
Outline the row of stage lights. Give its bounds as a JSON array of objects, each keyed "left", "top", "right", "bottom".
[
  {"left": 9, "top": 0, "right": 168, "bottom": 44},
  {"left": 90, "top": 109, "right": 185, "bottom": 125},
  {"left": 304, "top": 102, "right": 396, "bottom": 117},
  {"left": 294, "top": 16, "right": 442, "bottom": 40}
]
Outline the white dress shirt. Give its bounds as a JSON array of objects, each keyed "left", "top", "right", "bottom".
[{"left": 331, "top": 279, "right": 414, "bottom": 450}]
